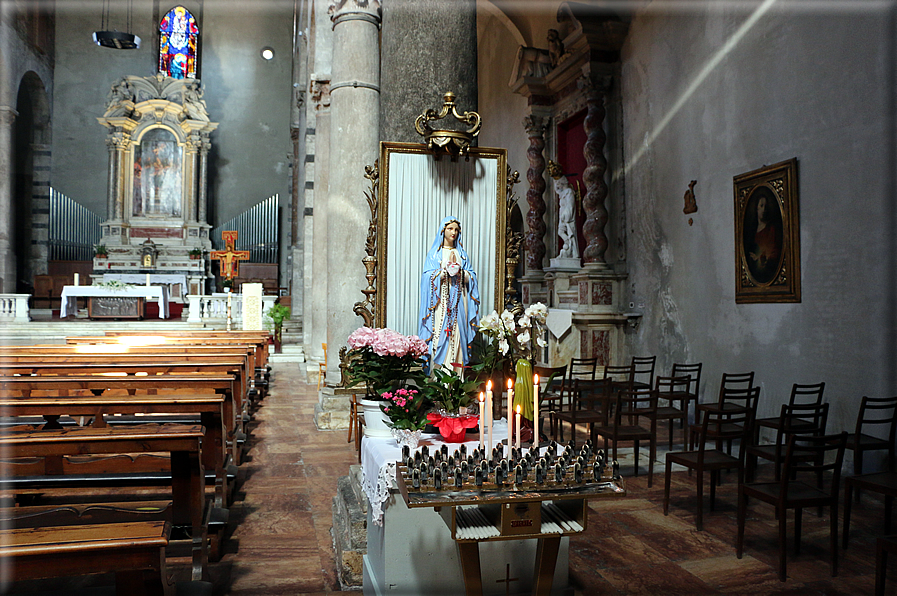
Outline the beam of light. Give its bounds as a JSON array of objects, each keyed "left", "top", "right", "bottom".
[{"left": 620, "top": 0, "right": 779, "bottom": 179}]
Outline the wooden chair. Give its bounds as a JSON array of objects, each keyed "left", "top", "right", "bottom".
[
  {"left": 594, "top": 386, "right": 658, "bottom": 486},
  {"left": 317, "top": 343, "right": 328, "bottom": 391},
  {"left": 844, "top": 472, "right": 897, "bottom": 549},
  {"left": 691, "top": 372, "right": 756, "bottom": 452},
  {"left": 664, "top": 407, "right": 754, "bottom": 530},
  {"left": 736, "top": 431, "right": 848, "bottom": 582},
  {"left": 746, "top": 402, "right": 829, "bottom": 483},
  {"left": 549, "top": 379, "right": 604, "bottom": 446},
  {"left": 651, "top": 375, "right": 692, "bottom": 450},
  {"left": 569, "top": 357, "right": 598, "bottom": 382},
  {"left": 753, "top": 382, "right": 825, "bottom": 445},
  {"left": 667, "top": 362, "right": 702, "bottom": 430},
  {"left": 846, "top": 395, "right": 897, "bottom": 481},
  {"left": 630, "top": 355, "right": 656, "bottom": 391},
  {"left": 875, "top": 535, "right": 897, "bottom": 596}
]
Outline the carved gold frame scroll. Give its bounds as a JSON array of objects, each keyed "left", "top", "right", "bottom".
[{"left": 355, "top": 142, "right": 521, "bottom": 333}]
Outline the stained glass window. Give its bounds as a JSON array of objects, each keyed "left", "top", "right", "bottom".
[{"left": 159, "top": 6, "right": 198, "bottom": 80}]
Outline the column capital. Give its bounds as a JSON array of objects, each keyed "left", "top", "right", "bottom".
[
  {"left": 329, "top": 0, "right": 381, "bottom": 26},
  {"left": 577, "top": 73, "right": 613, "bottom": 97},
  {"left": 311, "top": 79, "right": 332, "bottom": 111},
  {"left": 0, "top": 106, "right": 18, "bottom": 126},
  {"left": 523, "top": 114, "right": 546, "bottom": 137}
]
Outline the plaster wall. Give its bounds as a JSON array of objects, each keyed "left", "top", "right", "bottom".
[
  {"left": 50, "top": 0, "right": 293, "bottom": 226},
  {"left": 620, "top": 2, "right": 895, "bottom": 433}
]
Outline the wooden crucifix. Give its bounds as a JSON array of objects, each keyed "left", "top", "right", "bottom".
[{"left": 210, "top": 230, "right": 250, "bottom": 281}]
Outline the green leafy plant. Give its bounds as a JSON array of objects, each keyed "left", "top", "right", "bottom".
[
  {"left": 264, "top": 303, "right": 291, "bottom": 332},
  {"left": 380, "top": 388, "right": 429, "bottom": 430},
  {"left": 345, "top": 327, "right": 428, "bottom": 398},
  {"left": 221, "top": 278, "right": 234, "bottom": 289},
  {"left": 189, "top": 247, "right": 203, "bottom": 257},
  {"left": 421, "top": 365, "right": 479, "bottom": 413},
  {"left": 94, "top": 244, "right": 107, "bottom": 256}
]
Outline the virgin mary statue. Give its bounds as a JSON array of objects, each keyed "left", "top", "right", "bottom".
[{"left": 418, "top": 216, "right": 480, "bottom": 374}]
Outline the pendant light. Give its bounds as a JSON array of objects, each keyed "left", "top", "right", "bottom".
[{"left": 93, "top": 0, "right": 141, "bottom": 50}]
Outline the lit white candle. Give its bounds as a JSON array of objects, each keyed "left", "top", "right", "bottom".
[
  {"left": 73, "top": 273, "right": 79, "bottom": 286},
  {"left": 507, "top": 378, "right": 514, "bottom": 454},
  {"left": 145, "top": 273, "right": 151, "bottom": 286},
  {"left": 486, "top": 380, "right": 493, "bottom": 452},
  {"left": 515, "top": 405, "right": 521, "bottom": 451},
  {"left": 533, "top": 373, "right": 540, "bottom": 446},
  {"left": 478, "top": 392, "right": 485, "bottom": 450}
]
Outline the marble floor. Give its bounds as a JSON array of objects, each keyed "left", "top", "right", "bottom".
[{"left": 217, "top": 363, "right": 886, "bottom": 595}]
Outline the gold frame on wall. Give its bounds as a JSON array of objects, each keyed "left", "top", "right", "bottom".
[
  {"left": 354, "top": 142, "right": 510, "bottom": 332},
  {"left": 734, "top": 158, "right": 800, "bottom": 304}
]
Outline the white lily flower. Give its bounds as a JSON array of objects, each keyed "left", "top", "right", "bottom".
[
  {"left": 516, "top": 330, "right": 531, "bottom": 345},
  {"left": 498, "top": 338, "right": 509, "bottom": 355}
]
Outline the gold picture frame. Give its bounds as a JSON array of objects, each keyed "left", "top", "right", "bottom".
[
  {"left": 362, "top": 142, "right": 509, "bottom": 335},
  {"left": 734, "top": 158, "right": 800, "bottom": 303}
]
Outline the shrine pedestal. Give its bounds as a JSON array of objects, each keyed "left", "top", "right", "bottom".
[{"left": 363, "top": 491, "right": 570, "bottom": 596}]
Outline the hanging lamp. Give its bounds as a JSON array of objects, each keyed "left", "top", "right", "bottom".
[{"left": 93, "top": 0, "right": 141, "bottom": 49}]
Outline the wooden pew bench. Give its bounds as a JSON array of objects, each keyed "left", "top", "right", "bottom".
[
  {"left": 1, "top": 521, "right": 174, "bottom": 596},
  {"left": 0, "top": 425, "right": 207, "bottom": 580}
]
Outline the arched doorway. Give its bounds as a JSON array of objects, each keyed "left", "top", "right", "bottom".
[{"left": 13, "top": 71, "right": 51, "bottom": 294}]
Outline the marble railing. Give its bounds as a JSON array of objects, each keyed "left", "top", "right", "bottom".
[
  {"left": 185, "top": 294, "right": 277, "bottom": 324},
  {"left": 0, "top": 294, "right": 31, "bottom": 322}
]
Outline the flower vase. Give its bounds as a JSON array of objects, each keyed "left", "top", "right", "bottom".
[
  {"left": 360, "top": 398, "right": 392, "bottom": 438},
  {"left": 391, "top": 428, "right": 422, "bottom": 450}
]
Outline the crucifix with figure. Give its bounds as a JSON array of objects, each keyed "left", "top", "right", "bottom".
[{"left": 211, "top": 230, "right": 250, "bottom": 282}]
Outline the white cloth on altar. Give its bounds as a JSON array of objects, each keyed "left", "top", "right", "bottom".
[
  {"left": 103, "top": 273, "right": 187, "bottom": 298},
  {"left": 60, "top": 285, "right": 169, "bottom": 318},
  {"left": 361, "top": 418, "right": 510, "bottom": 526}
]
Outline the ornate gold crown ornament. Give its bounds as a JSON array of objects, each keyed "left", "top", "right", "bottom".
[
  {"left": 547, "top": 160, "right": 564, "bottom": 180},
  {"left": 414, "top": 92, "right": 481, "bottom": 160}
]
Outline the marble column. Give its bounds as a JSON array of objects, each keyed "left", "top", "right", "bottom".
[
  {"left": 379, "top": 0, "right": 476, "bottom": 142},
  {"left": 524, "top": 114, "right": 547, "bottom": 272},
  {"left": 579, "top": 75, "right": 611, "bottom": 266},
  {"left": 0, "top": 106, "right": 17, "bottom": 293},
  {"left": 198, "top": 137, "right": 210, "bottom": 225},
  {"left": 309, "top": 77, "right": 331, "bottom": 373},
  {"left": 105, "top": 136, "right": 116, "bottom": 222},
  {"left": 186, "top": 132, "right": 200, "bottom": 223},
  {"left": 326, "top": 0, "right": 381, "bottom": 379},
  {"left": 29, "top": 142, "right": 50, "bottom": 276}
]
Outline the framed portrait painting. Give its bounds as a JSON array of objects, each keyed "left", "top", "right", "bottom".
[{"left": 734, "top": 158, "right": 800, "bottom": 303}]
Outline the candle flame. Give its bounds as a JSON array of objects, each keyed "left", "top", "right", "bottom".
[
  {"left": 479, "top": 392, "right": 484, "bottom": 402},
  {"left": 516, "top": 404, "right": 521, "bottom": 414},
  {"left": 507, "top": 378, "right": 513, "bottom": 389},
  {"left": 486, "top": 379, "right": 493, "bottom": 390},
  {"left": 534, "top": 374, "right": 539, "bottom": 384}
]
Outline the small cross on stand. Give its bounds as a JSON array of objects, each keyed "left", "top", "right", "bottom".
[
  {"left": 210, "top": 230, "right": 250, "bottom": 331},
  {"left": 496, "top": 563, "right": 519, "bottom": 596}
]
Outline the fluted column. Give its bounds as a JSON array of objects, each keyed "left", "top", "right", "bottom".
[
  {"left": 326, "top": 0, "right": 381, "bottom": 379},
  {"left": 0, "top": 107, "right": 17, "bottom": 293},
  {"left": 579, "top": 75, "right": 611, "bottom": 265},
  {"left": 105, "top": 136, "right": 117, "bottom": 221},
  {"left": 198, "top": 136, "right": 210, "bottom": 225},
  {"left": 524, "top": 114, "right": 547, "bottom": 271},
  {"left": 186, "top": 131, "right": 201, "bottom": 223}
]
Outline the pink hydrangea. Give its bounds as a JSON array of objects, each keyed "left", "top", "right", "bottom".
[{"left": 347, "top": 326, "right": 377, "bottom": 349}]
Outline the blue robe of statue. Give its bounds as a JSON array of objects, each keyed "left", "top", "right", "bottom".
[{"left": 418, "top": 216, "right": 480, "bottom": 374}]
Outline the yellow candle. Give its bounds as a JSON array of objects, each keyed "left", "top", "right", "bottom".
[
  {"left": 533, "top": 373, "right": 540, "bottom": 446},
  {"left": 515, "top": 405, "right": 521, "bottom": 451},
  {"left": 486, "top": 380, "right": 493, "bottom": 452},
  {"left": 478, "top": 392, "right": 485, "bottom": 450},
  {"left": 507, "top": 378, "right": 514, "bottom": 454},
  {"left": 73, "top": 273, "right": 79, "bottom": 286}
]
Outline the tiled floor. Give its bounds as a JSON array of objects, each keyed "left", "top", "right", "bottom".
[{"left": 220, "top": 364, "right": 886, "bottom": 595}]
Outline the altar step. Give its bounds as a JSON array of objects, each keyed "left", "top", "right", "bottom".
[{"left": 332, "top": 465, "right": 368, "bottom": 590}]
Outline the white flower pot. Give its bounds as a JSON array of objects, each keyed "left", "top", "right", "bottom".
[{"left": 360, "top": 398, "right": 392, "bottom": 438}]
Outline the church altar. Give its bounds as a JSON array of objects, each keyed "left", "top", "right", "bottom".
[
  {"left": 59, "top": 285, "right": 169, "bottom": 319},
  {"left": 102, "top": 273, "right": 188, "bottom": 299},
  {"left": 361, "top": 420, "right": 574, "bottom": 596}
]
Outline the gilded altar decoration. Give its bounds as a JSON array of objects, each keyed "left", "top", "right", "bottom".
[
  {"left": 734, "top": 158, "right": 800, "bottom": 303},
  {"left": 414, "top": 92, "right": 481, "bottom": 160}
]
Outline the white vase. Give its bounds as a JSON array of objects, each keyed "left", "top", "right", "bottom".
[{"left": 360, "top": 398, "right": 392, "bottom": 438}]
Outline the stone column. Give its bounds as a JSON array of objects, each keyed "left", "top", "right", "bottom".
[
  {"left": 379, "top": 0, "right": 476, "bottom": 142},
  {"left": 30, "top": 142, "right": 50, "bottom": 276},
  {"left": 186, "top": 131, "right": 200, "bottom": 223},
  {"left": 326, "top": 0, "right": 381, "bottom": 379},
  {"left": 0, "top": 106, "right": 17, "bottom": 293},
  {"left": 105, "top": 136, "right": 117, "bottom": 221},
  {"left": 524, "top": 114, "right": 548, "bottom": 272},
  {"left": 198, "top": 136, "right": 210, "bottom": 225},
  {"left": 309, "top": 77, "right": 331, "bottom": 371},
  {"left": 579, "top": 75, "right": 612, "bottom": 266}
]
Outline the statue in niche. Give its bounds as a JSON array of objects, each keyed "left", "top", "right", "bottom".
[
  {"left": 181, "top": 80, "right": 209, "bottom": 122},
  {"left": 515, "top": 46, "right": 552, "bottom": 79},
  {"left": 418, "top": 216, "right": 480, "bottom": 375},
  {"left": 548, "top": 29, "right": 566, "bottom": 68},
  {"left": 548, "top": 161, "right": 580, "bottom": 259}
]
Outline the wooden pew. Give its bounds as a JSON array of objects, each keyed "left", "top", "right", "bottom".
[
  {"left": 1, "top": 521, "right": 173, "bottom": 596},
  {"left": 0, "top": 424, "right": 205, "bottom": 582}
]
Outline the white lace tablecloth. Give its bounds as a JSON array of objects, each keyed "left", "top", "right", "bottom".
[{"left": 361, "top": 418, "right": 510, "bottom": 525}]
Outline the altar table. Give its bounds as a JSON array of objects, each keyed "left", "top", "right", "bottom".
[
  {"left": 361, "top": 420, "right": 572, "bottom": 596},
  {"left": 60, "top": 285, "right": 169, "bottom": 319}
]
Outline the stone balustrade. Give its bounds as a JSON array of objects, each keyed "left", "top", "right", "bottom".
[
  {"left": 185, "top": 293, "right": 276, "bottom": 325},
  {"left": 0, "top": 294, "right": 31, "bottom": 322}
]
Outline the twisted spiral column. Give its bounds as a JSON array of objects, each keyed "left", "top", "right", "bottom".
[
  {"left": 524, "top": 114, "right": 547, "bottom": 271},
  {"left": 579, "top": 76, "right": 611, "bottom": 265}
]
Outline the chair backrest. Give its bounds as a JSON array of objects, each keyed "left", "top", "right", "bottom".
[
  {"left": 534, "top": 364, "right": 567, "bottom": 398},
  {"left": 788, "top": 382, "right": 825, "bottom": 406},
  {"left": 671, "top": 362, "right": 702, "bottom": 395},
  {"left": 602, "top": 363, "right": 635, "bottom": 397},
  {"left": 717, "top": 372, "right": 756, "bottom": 404},
  {"left": 771, "top": 402, "right": 830, "bottom": 457},
  {"left": 781, "top": 431, "right": 848, "bottom": 497},
  {"left": 698, "top": 409, "right": 754, "bottom": 463},
  {"left": 615, "top": 386, "right": 657, "bottom": 425},
  {"left": 854, "top": 395, "right": 897, "bottom": 468},
  {"left": 720, "top": 385, "right": 761, "bottom": 410},
  {"left": 655, "top": 374, "right": 692, "bottom": 396},
  {"left": 630, "top": 355, "right": 656, "bottom": 386},
  {"left": 323, "top": 343, "right": 328, "bottom": 365},
  {"left": 569, "top": 357, "right": 598, "bottom": 381}
]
